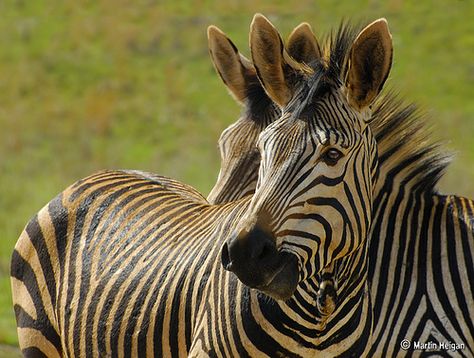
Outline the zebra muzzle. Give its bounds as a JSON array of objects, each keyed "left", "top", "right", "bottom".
[{"left": 221, "top": 226, "right": 299, "bottom": 300}]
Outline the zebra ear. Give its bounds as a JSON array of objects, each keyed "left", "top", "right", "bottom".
[
  {"left": 250, "top": 14, "right": 308, "bottom": 108},
  {"left": 346, "top": 18, "right": 393, "bottom": 111},
  {"left": 208, "top": 25, "right": 255, "bottom": 104},
  {"left": 286, "top": 22, "right": 321, "bottom": 65}
]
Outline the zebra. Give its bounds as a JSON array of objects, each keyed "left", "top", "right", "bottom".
[
  {"left": 6, "top": 20, "right": 289, "bottom": 358},
  {"left": 11, "top": 14, "right": 392, "bottom": 356},
  {"left": 9, "top": 14, "right": 471, "bottom": 358},
  {"left": 206, "top": 22, "right": 319, "bottom": 204},
  {"left": 210, "top": 18, "right": 474, "bottom": 356}
]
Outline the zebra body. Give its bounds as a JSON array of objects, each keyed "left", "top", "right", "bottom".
[
  {"left": 12, "top": 170, "right": 369, "bottom": 356},
  {"left": 369, "top": 192, "right": 474, "bottom": 356},
  {"left": 366, "top": 100, "right": 474, "bottom": 355}
]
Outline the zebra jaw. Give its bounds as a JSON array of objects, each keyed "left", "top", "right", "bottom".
[{"left": 254, "top": 253, "right": 299, "bottom": 300}]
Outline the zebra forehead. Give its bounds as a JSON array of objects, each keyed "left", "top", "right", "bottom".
[
  {"left": 258, "top": 106, "right": 363, "bottom": 152},
  {"left": 311, "top": 93, "right": 362, "bottom": 126},
  {"left": 283, "top": 74, "right": 365, "bottom": 133},
  {"left": 277, "top": 96, "right": 365, "bottom": 148}
]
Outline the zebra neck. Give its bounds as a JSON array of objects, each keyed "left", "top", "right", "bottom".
[
  {"left": 368, "top": 186, "right": 474, "bottom": 350},
  {"left": 369, "top": 179, "right": 425, "bottom": 279},
  {"left": 320, "top": 239, "right": 371, "bottom": 328}
]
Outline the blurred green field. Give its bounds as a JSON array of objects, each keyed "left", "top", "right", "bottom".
[{"left": 0, "top": 0, "right": 472, "bottom": 348}]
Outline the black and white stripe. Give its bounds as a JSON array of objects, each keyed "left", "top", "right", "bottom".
[{"left": 367, "top": 96, "right": 474, "bottom": 356}]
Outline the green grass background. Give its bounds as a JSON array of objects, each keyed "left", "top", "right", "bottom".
[{"left": 0, "top": 0, "right": 472, "bottom": 347}]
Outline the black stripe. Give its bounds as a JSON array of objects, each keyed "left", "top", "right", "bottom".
[
  {"left": 25, "top": 215, "right": 57, "bottom": 311},
  {"left": 11, "top": 251, "right": 61, "bottom": 351},
  {"left": 48, "top": 193, "right": 68, "bottom": 276},
  {"left": 22, "top": 347, "right": 49, "bottom": 358}
]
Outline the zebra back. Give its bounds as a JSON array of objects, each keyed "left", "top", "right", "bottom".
[{"left": 12, "top": 170, "right": 249, "bottom": 356}]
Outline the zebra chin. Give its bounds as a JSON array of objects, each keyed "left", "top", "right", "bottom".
[{"left": 253, "top": 253, "right": 300, "bottom": 300}]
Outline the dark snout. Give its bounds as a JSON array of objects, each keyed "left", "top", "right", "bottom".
[
  {"left": 221, "top": 226, "right": 278, "bottom": 285},
  {"left": 221, "top": 226, "right": 299, "bottom": 300}
]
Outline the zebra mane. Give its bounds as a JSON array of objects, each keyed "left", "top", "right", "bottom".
[
  {"left": 307, "top": 21, "right": 451, "bottom": 193},
  {"left": 298, "top": 21, "right": 361, "bottom": 91},
  {"left": 370, "top": 92, "right": 452, "bottom": 192}
]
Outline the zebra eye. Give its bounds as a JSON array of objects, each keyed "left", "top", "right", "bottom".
[{"left": 322, "top": 148, "right": 343, "bottom": 165}]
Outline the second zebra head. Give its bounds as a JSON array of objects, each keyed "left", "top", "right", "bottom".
[{"left": 206, "top": 22, "right": 320, "bottom": 204}]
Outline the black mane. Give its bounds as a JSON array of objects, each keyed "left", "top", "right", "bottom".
[{"left": 370, "top": 92, "right": 451, "bottom": 192}]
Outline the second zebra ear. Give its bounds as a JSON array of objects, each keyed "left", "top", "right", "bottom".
[
  {"left": 208, "top": 25, "right": 255, "bottom": 104},
  {"left": 286, "top": 22, "right": 321, "bottom": 65}
]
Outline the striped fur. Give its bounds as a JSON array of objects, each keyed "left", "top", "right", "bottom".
[
  {"left": 11, "top": 17, "right": 383, "bottom": 356},
  {"left": 368, "top": 96, "right": 474, "bottom": 356},
  {"left": 11, "top": 16, "right": 474, "bottom": 358},
  {"left": 211, "top": 18, "right": 474, "bottom": 356}
]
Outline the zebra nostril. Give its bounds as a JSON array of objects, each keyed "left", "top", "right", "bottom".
[{"left": 221, "top": 242, "right": 233, "bottom": 271}]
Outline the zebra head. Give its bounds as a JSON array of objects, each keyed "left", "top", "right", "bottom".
[
  {"left": 222, "top": 15, "right": 393, "bottom": 301},
  {"left": 206, "top": 24, "right": 320, "bottom": 204}
]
